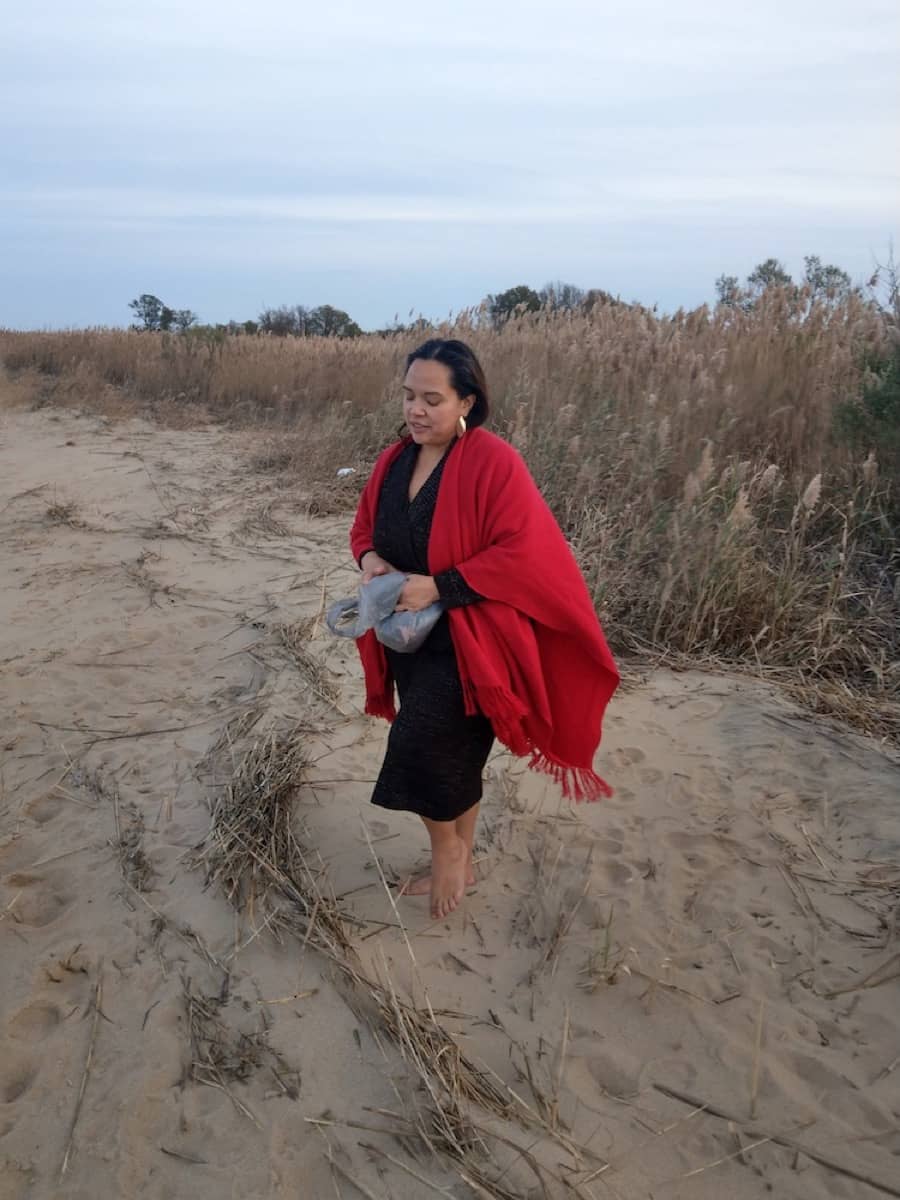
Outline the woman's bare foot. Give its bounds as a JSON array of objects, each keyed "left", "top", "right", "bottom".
[
  {"left": 423, "top": 835, "right": 469, "bottom": 919},
  {"left": 398, "top": 857, "right": 476, "bottom": 897}
]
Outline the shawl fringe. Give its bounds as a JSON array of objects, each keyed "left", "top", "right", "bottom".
[
  {"left": 466, "top": 677, "right": 614, "bottom": 801},
  {"left": 461, "top": 679, "right": 530, "bottom": 757},
  {"left": 528, "top": 751, "right": 614, "bottom": 803}
]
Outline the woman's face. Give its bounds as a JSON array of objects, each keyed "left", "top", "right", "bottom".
[{"left": 402, "top": 359, "right": 474, "bottom": 449}]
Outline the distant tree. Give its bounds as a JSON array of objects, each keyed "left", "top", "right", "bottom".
[
  {"left": 172, "top": 308, "right": 198, "bottom": 332},
  {"left": 715, "top": 274, "right": 744, "bottom": 309},
  {"left": 129, "top": 293, "right": 170, "bottom": 331},
  {"left": 306, "top": 304, "right": 362, "bottom": 338},
  {"left": 803, "top": 255, "right": 853, "bottom": 302},
  {"left": 715, "top": 255, "right": 857, "bottom": 313},
  {"left": 866, "top": 244, "right": 900, "bottom": 324},
  {"left": 257, "top": 303, "right": 361, "bottom": 337},
  {"left": 372, "top": 316, "right": 434, "bottom": 337},
  {"left": 581, "top": 287, "right": 622, "bottom": 311},
  {"left": 713, "top": 259, "right": 793, "bottom": 313},
  {"left": 746, "top": 258, "right": 793, "bottom": 298},
  {"left": 258, "top": 304, "right": 311, "bottom": 336},
  {"left": 486, "top": 284, "right": 541, "bottom": 327},
  {"left": 538, "top": 281, "right": 585, "bottom": 311},
  {"left": 128, "top": 294, "right": 200, "bottom": 332},
  {"left": 220, "top": 319, "right": 259, "bottom": 336}
]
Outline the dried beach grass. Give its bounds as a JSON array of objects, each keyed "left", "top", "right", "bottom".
[
  {"left": 196, "top": 729, "right": 310, "bottom": 908},
  {"left": 274, "top": 620, "right": 341, "bottom": 708},
  {"left": 3, "top": 293, "right": 896, "bottom": 741},
  {"left": 111, "top": 793, "right": 154, "bottom": 893},
  {"left": 579, "top": 903, "right": 628, "bottom": 991},
  {"left": 193, "top": 721, "right": 607, "bottom": 1195},
  {"left": 235, "top": 501, "right": 291, "bottom": 540},
  {"left": 193, "top": 717, "right": 358, "bottom": 972},
  {"left": 45, "top": 497, "right": 82, "bottom": 526},
  {"left": 182, "top": 976, "right": 300, "bottom": 1125}
]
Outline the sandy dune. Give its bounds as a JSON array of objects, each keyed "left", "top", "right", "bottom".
[{"left": 2, "top": 400, "right": 899, "bottom": 1200}]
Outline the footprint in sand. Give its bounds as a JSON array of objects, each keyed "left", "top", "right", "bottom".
[
  {"left": 597, "top": 860, "right": 635, "bottom": 887},
  {"left": 593, "top": 836, "right": 625, "bottom": 857},
  {"left": 639, "top": 767, "right": 665, "bottom": 785},
  {"left": 7, "top": 1001, "right": 61, "bottom": 1043},
  {"left": 3, "top": 873, "right": 72, "bottom": 928},
  {"left": 23, "top": 794, "right": 61, "bottom": 826},
  {"left": 0, "top": 1052, "right": 36, "bottom": 1105},
  {"left": 584, "top": 1044, "right": 646, "bottom": 1098},
  {"left": 611, "top": 746, "right": 646, "bottom": 768},
  {"left": 0, "top": 839, "right": 39, "bottom": 875},
  {"left": 688, "top": 762, "right": 733, "bottom": 799},
  {"left": 667, "top": 833, "right": 716, "bottom": 871}
]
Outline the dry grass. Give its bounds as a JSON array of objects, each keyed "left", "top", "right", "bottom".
[
  {"left": 3, "top": 291, "right": 898, "bottom": 740},
  {"left": 193, "top": 727, "right": 332, "bottom": 927},
  {"left": 579, "top": 903, "right": 628, "bottom": 991},
  {"left": 182, "top": 976, "right": 301, "bottom": 1125},
  {"left": 111, "top": 796, "right": 154, "bottom": 893},
  {"left": 274, "top": 620, "right": 341, "bottom": 707},
  {"left": 235, "top": 501, "right": 291, "bottom": 540},
  {"left": 192, "top": 721, "right": 616, "bottom": 1196},
  {"left": 45, "top": 497, "right": 83, "bottom": 526}
]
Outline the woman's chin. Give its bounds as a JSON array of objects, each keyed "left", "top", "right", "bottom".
[{"left": 409, "top": 429, "right": 453, "bottom": 449}]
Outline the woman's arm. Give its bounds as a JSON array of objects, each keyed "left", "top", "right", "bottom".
[
  {"left": 394, "top": 568, "right": 485, "bottom": 612},
  {"left": 434, "top": 567, "right": 484, "bottom": 609},
  {"left": 350, "top": 445, "right": 404, "bottom": 580}
]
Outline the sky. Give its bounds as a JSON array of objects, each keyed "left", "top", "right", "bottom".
[{"left": 2, "top": 0, "right": 898, "bottom": 331}]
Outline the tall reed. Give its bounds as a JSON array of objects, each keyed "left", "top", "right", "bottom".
[{"left": 2, "top": 290, "right": 896, "bottom": 737}]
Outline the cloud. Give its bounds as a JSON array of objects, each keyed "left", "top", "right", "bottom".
[{"left": 1, "top": 0, "right": 897, "bottom": 328}]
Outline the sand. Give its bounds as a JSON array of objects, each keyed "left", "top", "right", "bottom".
[{"left": 1, "top": 399, "right": 899, "bottom": 1200}]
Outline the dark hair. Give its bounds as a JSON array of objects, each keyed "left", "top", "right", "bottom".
[{"left": 404, "top": 338, "right": 490, "bottom": 428}]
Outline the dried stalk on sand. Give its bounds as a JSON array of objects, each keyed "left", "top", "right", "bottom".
[
  {"left": 59, "top": 968, "right": 103, "bottom": 1179},
  {"left": 182, "top": 976, "right": 300, "bottom": 1124},
  {"left": 192, "top": 726, "right": 349, "bottom": 953},
  {"left": 111, "top": 787, "right": 154, "bottom": 892},
  {"left": 194, "top": 724, "right": 604, "bottom": 1197},
  {"left": 236, "top": 501, "right": 291, "bottom": 540},
  {"left": 274, "top": 620, "right": 341, "bottom": 707}
]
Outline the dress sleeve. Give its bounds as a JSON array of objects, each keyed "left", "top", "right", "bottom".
[{"left": 434, "top": 567, "right": 484, "bottom": 609}]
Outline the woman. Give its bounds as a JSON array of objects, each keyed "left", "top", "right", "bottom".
[{"left": 350, "top": 339, "right": 619, "bottom": 920}]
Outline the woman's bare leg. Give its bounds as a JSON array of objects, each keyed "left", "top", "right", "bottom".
[
  {"left": 415, "top": 816, "right": 468, "bottom": 919},
  {"left": 399, "top": 803, "right": 480, "bottom": 899},
  {"left": 454, "top": 802, "right": 480, "bottom": 867}
]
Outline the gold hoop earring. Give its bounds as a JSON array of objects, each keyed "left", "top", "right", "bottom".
[{"left": 456, "top": 414, "right": 467, "bottom": 438}]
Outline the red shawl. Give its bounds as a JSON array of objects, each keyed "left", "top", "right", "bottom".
[{"left": 349, "top": 429, "right": 620, "bottom": 800}]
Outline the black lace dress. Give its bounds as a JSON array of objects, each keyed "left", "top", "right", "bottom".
[{"left": 367, "top": 439, "right": 495, "bottom": 822}]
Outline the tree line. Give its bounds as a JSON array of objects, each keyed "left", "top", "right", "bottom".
[{"left": 127, "top": 251, "right": 894, "bottom": 339}]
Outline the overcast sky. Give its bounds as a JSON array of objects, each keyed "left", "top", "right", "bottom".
[{"left": 2, "top": 0, "right": 898, "bottom": 330}]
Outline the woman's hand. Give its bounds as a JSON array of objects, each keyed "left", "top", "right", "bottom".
[
  {"left": 360, "top": 551, "right": 397, "bottom": 584},
  {"left": 395, "top": 574, "right": 440, "bottom": 612}
]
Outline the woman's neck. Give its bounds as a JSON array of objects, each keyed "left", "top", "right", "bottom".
[{"left": 417, "top": 441, "right": 452, "bottom": 468}]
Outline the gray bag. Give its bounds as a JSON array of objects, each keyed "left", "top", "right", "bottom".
[{"left": 325, "top": 572, "right": 444, "bottom": 653}]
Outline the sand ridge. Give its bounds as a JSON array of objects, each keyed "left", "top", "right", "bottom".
[{"left": 1, "top": 402, "right": 899, "bottom": 1199}]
